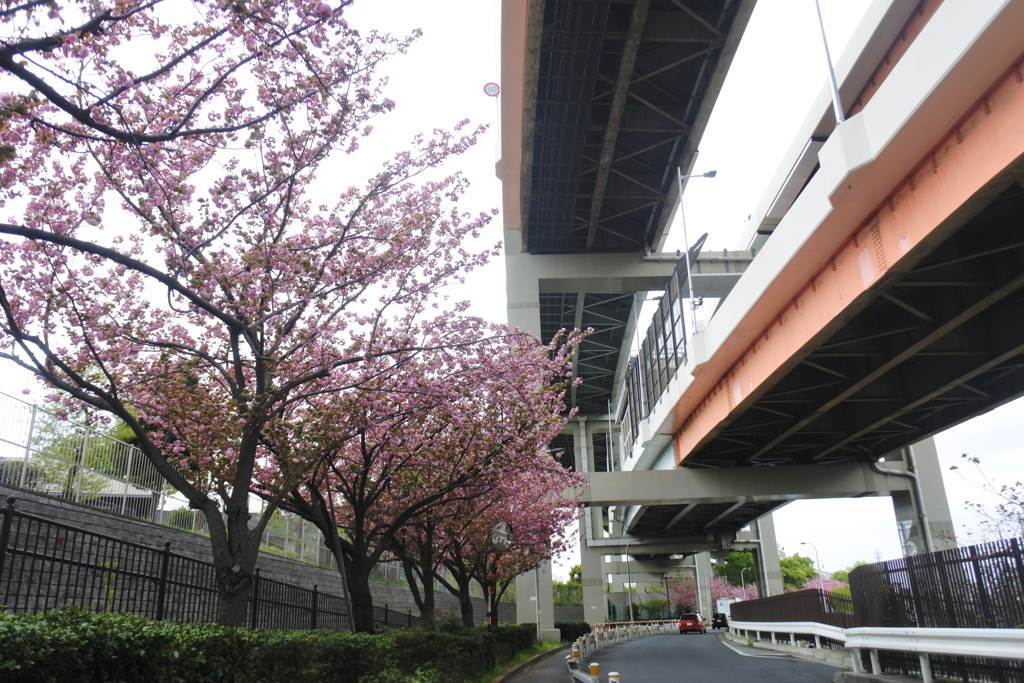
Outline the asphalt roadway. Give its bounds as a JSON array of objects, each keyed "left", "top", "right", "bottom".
[{"left": 503, "top": 632, "right": 842, "bottom": 683}]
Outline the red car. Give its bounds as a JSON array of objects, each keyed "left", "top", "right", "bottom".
[{"left": 678, "top": 613, "right": 706, "bottom": 634}]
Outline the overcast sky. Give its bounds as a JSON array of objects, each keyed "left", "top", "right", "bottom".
[{"left": 4, "top": 0, "right": 1021, "bottom": 580}]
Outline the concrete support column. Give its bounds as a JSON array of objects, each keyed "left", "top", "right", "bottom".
[
  {"left": 887, "top": 437, "right": 957, "bottom": 556},
  {"left": 695, "top": 552, "right": 713, "bottom": 617},
  {"left": 516, "top": 561, "right": 558, "bottom": 641},
  {"left": 755, "top": 516, "right": 783, "bottom": 597},
  {"left": 505, "top": 240, "right": 559, "bottom": 635},
  {"left": 580, "top": 507, "right": 609, "bottom": 625}
]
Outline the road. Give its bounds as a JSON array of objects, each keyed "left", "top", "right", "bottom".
[{"left": 505, "top": 632, "right": 841, "bottom": 683}]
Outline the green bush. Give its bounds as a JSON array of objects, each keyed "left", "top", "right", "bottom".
[
  {"left": 0, "top": 609, "right": 541, "bottom": 682},
  {"left": 392, "top": 628, "right": 493, "bottom": 679},
  {"left": 247, "top": 630, "right": 397, "bottom": 682},
  {"left": 555, "top": 621, "right": 591, "bottom": 642}
]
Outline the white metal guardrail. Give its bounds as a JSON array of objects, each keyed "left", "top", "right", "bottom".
[
  {"left": 730, "top": 620, "right": 1024, "bottom": 683},
  {"left": 845, "top": 627, "right": 1024, "bottom": 683},
  {"left": 729, "top": 619, "right": 847, "bottom": 649},
  {"left": 565, "top": 621, "right": 676, "bottom": 682}
]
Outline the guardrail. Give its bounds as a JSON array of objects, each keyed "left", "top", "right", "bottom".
[
  {"left": 729, "top": 619, "right": 847, "bottom": 650},
  {"left": 730, "top": 620, "right": 1024, "bottom": 683},
  {"left": 845, "top": 627, "right": 1024, "bottom": 683},
  {"left": 565, "top": 621, "right": 676, "bottom": 682}
]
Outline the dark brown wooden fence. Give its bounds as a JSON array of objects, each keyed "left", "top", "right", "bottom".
[{"left": 730, "top": 588, "right": 856, "bottom": 628}]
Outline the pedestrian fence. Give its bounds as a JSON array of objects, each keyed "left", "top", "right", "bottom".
[
  {"left": 0, "top": 391, "right": 504, "bottom": 603},
  {"left": 0, "top": 496, "right": 421, "bottom": 631},
  {"left": 565, "top": 621, "right": 676, "bottom": 682}
]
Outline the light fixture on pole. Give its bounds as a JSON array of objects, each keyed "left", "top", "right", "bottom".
[
  {"left": 674, "top": 169, "right": 717, "bottom": 336},
  {"left": 625, "top": 538, "right": 636, "bottom": 624},
  {"left": 800, "top": 541, "right": 823, "bottom": 592},
  {"left": 739, "top": 566, "right": 749, "bottom": 601},
  {"left": 814, "top": 0, "right": 845, "bottom": 124}
]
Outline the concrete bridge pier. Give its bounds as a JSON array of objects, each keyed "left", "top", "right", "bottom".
[{"left": 881, "top": 438, "right": 957, "bottom": 557}]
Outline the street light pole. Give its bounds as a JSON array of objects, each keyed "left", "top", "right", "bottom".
[
  {"left": 674, "top": 169, "right": 717, "bottom": 336},
  {"left": 814, "top": 0, "right": 845, "bottom": 125},
  {"left": 625, "top": 538, "right": 636, "bottom": 624},
  {"left": 801, "top": 541, "right": 823, "bottom": 592},
  {"left": 739, "top": 567, "right": 749, "bottom": 600}
]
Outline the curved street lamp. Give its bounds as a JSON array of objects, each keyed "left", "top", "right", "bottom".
[
  {"left": 625, "top": 538, "right": 637, "bottom": 624},
  {"left": 801, "top": 541, "right": 823, "bottom": 592},
  {"left": 739, "top": 566, "right": 749, "bottom": 600},
  {"left": 674, "top": 169, "right": 717, "bottom": 336}
]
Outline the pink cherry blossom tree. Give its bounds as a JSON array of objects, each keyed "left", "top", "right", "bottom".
[
  {"left": 802, "top": 576, "right": 847, "bottom": 593},
  {"left": 272, "top": 329, "right": 585, "bottom": 633},
  {"left": 396, "top": 459, "right": 585, "bottom": 627},
  {"left": 709, "top": 574, "right": 756, "bottom": 601},
  {"left": 670, "top": 576, "right": 697, "bottom": 614},
  {"left": 0, "top": 1, "right": 498, "bottom": 626}
]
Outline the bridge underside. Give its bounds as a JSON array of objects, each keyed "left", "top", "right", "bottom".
[
  {"left": 513, "top": 0, "right": 754, "bottom": 415},
  {"left": 688, "top": 173, "right": 1024, "bottom": 468}
]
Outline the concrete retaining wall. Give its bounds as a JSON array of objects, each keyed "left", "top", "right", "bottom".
[{"left": 0, "top": 483, "right": 517, "bottom": 625}]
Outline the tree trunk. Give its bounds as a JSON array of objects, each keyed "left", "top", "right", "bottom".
[
  {"left": 459, "top": 589, "right": 475, "bottom": 627},
  {"left": 401, "top": 559, "right": 436, "bottom": 626},
  {"left": 208, "top": 498, "right": 260, "bottom": 627},
  {"left": 216, "top": 569, "right": 253, "bottom": 626},
  {"left": 347, "top": 556, "right": 377, "bottom": 633}
]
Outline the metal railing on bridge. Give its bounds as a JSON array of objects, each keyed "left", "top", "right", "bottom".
[{"left": 620, "top": 258, "right": 689, "bottom": 449}]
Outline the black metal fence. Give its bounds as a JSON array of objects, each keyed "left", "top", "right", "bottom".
[
  {"left": 731, "top": 538, "right": 1024, "bottom": 681},
  {"left": 0, "top": 496, "right": 419, "bottom": 631},
  {"left": 848, "top": 536, "right": 1024, "bottom": 630}
]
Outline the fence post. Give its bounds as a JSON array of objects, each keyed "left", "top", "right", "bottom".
[
  {"left": 0, "top": 497, "right": 15, "bottom": 579},
  {"left": 120, "top": 446, "right": 137, "bottom": 517},
  {"left": 70, "top": 429, "right": 87, "bottom": 502},
  {"left": 311, "top": 584, "right": 318, "bottom": 629},
  {"left": 155, "top": 541, "right": 171, "bottom": 620},
  {"left": 19, "top": 406, "right": 36, "bottom": 488},
  {"left": 919, "top": 653, "right": 934, "bottom": 683},
  {"left": 249, "top": 568, "right": 261, "bottom": 630},
  {"left": 969, "top": 546, "right": 995, "bottom": 626}
]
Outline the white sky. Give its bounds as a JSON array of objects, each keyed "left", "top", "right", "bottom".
[{"left": 3, "top": 0, "right": 1022, "bottom": 580}]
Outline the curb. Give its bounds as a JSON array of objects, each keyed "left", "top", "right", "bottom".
[
  {"left": 721, "top": 631, "right": 852, "bottom": 668},
  {"left": 491, "top": 643, "right": 571, "bottom": 683}
]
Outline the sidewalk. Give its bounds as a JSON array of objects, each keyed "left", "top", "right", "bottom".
[{"left": 494, "top": 644, "right": 571, "bottom": 683}]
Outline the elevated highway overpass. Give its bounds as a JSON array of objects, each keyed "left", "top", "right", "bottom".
[{"left": 498, "top": 0, "right": 1024, "bottom": 630}]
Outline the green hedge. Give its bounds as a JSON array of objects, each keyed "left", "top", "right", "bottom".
[
  {"left": 555, "top": 621, "right": 591, "bottom": 642},
  {"left": 0, "top": 609, "right": 540, "bottom": 682}
]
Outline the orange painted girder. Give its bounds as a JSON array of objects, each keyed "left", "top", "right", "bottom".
[{"left": 676, "top": 58, "right": 1024, "bottom": 465}]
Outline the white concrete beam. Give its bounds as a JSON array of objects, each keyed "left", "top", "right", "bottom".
[
  {"left": 506, "top": 250, "right": 752, "bottom": 296},
  {"left": 582, "top": 462, "right": 911, "bottom": 506}
]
